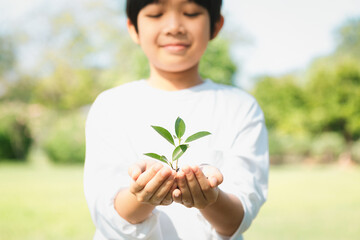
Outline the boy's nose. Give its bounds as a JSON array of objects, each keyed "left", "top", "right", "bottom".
[{"left": 163, "top": 13, "right": 186, "bottom": 35}]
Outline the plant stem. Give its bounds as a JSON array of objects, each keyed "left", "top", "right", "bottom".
[{"left": 169, "top": 161, "right": 174, "bottom": 171}]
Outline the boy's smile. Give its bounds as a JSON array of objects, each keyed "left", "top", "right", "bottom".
[
  {"left": 127, "top": 0, "right": 223, "bottom": 89},
  {"left": 160, "top": 42, "right": 190, "bottom": 54}
]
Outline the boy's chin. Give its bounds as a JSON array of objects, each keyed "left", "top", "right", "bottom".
[{"left": 153, "top": 63, "right": 199, "bottom": 73}]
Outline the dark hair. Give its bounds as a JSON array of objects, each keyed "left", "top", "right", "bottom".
[{"left": 126, "top": 0, "right": 222, "bottom": 37}]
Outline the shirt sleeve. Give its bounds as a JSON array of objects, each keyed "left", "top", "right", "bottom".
[
  {"left": 220, "top": 99, "right": 269, "bottom": 239},
  {"left": 83, "top": 92, "right": 163, "bottom": 240}
]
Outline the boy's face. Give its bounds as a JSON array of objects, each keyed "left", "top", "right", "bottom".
[{"left": 128, "top": 0, "right": 221, "bottom": 74}]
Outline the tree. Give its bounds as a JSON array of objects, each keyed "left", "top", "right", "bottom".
[
  {"left": 306, "top": 56, "right": 360, "bottom": 141},
  {"left": 304, "top": 17, "right": 360, "bottom": 142},
  {"left": 199, "top": 37, "right": 237, "bottom": 85},
  {"left": 252, "top": 74, "right": 308, "bottom": 134},
  {"left": 5, "top": 0, "right": 136, "bottom": 109},
  {"left": 252, "top": 17, "right": 360, "bottom": 163},
  {"left": 335, "top": 18, "right": 360, "bottom": 59},
  {"left": 252, "top": 75, "right": 312, "bottom": 162},
  {"left": 0, "top": 35, "right": 15, "bottom": 75},
  {"left": 0, "top": 35, "right": 16, "bottom": 100}
]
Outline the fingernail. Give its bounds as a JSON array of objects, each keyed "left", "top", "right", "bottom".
[
  {"left": 131, "top": 169, "right": 139, "bottom": 179},
  {"left": 183, "top": 166, "right": 190, "bottom": 174},
  {"left": 161, "top": 168, "right": 170, "bottom": 177},
  {"left": 174, "top": 192, "right": 180, "bottom": 198},
  {"left": 211, "top": 177, "right": 217, "bottom": 187},
  {"left": 192, "top": 165, "right": 199, "bottom": 173},
  {"left": 154, "top": 164, "right": 162, "bottom": 172},
  {"left": 177, "top": 172, "right": 184, "bottom": 179}
]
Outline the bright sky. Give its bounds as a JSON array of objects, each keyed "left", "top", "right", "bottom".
[
  {"left": 1, "top": 0, "right": 360, "bottom": 89},
  {"left": 222, "top": 0, "right": 360, "bottom": 88}
]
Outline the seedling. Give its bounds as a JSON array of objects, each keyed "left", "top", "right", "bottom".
[{"left": 144, "top": 117, "right": 211, "bottom": 172}]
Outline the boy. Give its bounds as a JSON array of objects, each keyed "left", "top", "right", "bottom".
[{"left": 84, "top": 0, "right": 269, "bottom": 239}]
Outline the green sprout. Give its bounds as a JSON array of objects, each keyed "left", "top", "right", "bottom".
[{"left": 144, "top": 117, "right": 211, "bottom": 172}]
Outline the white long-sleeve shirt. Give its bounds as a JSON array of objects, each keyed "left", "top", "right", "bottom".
[{"left": 84, "top": 79, "right": 269, "bottom": 240}]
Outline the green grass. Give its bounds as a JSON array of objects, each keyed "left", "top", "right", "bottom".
[
  {"left": 0, "top": 163, "right": 94, "bottom": 240},
  {"left": 0, "top": 163, "right": 359, "bottom": 240},
  {"left": 245, "top": 165, "right": 360, "bottom": 240}
]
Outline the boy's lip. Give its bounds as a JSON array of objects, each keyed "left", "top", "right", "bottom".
[{"left": 160, "top": 43, "right": 190, "bottom": 53}]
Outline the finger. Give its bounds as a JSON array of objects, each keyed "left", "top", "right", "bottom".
[
  {"left": 130, "top": 163, "right": 162, "bottom": 193},
  {"left": 161, "top": 181, "right": 177, "bottom": 205},
  {"left": 192, "top": 165, "right": 211, "bottom": 192},
  {"left": 128, "top": 164, "right": 140, "bottom": 180},
  {"left": 139, "top": 167, "right": 172, "bottom": 202},
  {"left": 209, "top": 176, "right": 218, "bottom": 188},
  {"left": 130, "top": 167, "right": 141, "bottom": 181},
  {"left": 149, "top": 169, "right": 175, "bottom": 205},
  {"left": 215, "top": 169, "right": 223, "bottom": 185},
  {"left": 172, "top": 188, "right": 182, "bottom": 203},
  {"left": 185, "top": 166, "right": 206, "bottom": 207},
  {"left": 193, "top": 166, "right": 220, "bottom": 205},
  {"left": 128, "top": 161, "right": 147, "bottom": 180},
  {"left": 201, "top": 165, "right": 224, "bottom": 187},
  {"left": 177, "top": 169, "right": 193, "bottom": 207},
  {"left": 192, "top": 165, "right": 218, "bottom": 202},
  {"left": 144, "top": 159, "right": 156, "bottom": 170}
]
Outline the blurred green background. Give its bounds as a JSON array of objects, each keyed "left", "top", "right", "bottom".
[{"left": 0, "top": 0, "right": 359, "bottom": 239}]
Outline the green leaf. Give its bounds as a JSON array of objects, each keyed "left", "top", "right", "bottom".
[
  {"left": 144, "top": 153, "right": 169, "bottom": 164},
  {"left": 185, "top": 131, "right": 211, "bottom": 143},
  {"left": 160, "top": 155, "right": 169, "bottom": 163},
  {"left": 175, "top": 117, "right": 186, "bottom": 139},
  {"left": 172, "top": 144, "right": 189, "bottom": 161},
  {"left": 151, "top": 125, "right": 175, "bottom": 146}
]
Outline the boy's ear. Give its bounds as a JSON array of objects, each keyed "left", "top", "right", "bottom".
[
  {"left": 127, "top": 19, "right": 140, "bottom": 45},
  {"left": 211, "top": 15, "right": 224, "bottom": 40}
]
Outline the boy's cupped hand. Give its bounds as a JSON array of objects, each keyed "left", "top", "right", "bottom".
[
  {"left": 172, "top": 165, "right": 223, "bottom": 209},
  {"left": 128, "top": 160, "right": 177, "bottom": 206},
  {"left": 128, "top": 161, "right": 223, "bottom": 209}
]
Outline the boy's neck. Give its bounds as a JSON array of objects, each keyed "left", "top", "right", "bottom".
[{"left": 147, "top": 64, "right": 203, "bottom": 91}]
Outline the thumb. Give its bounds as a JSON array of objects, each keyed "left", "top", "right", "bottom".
[
  {"left": 172, "top": 188, "right": 182, "bottom": 203},
  {"left": 209, "top": 176, "right": 218, "bottom": 188},
  {"left": 128, "top": 166, "right": 141, "bottom": 181}
]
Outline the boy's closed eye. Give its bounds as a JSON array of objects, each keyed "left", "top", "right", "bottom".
[
  {"left": 183, "top": 12, "right": 201, "bottom": 17},
  {"left": 182, "top": 3, "right": 205, "bottom": 17},
  {"left": 143, "top": 2, "right": 205, "bottom": 18},
  {"left": 146, "top": 12, "right": 202, "bottom": 18},
  {"left": 146, "top": 13, "right": 163, "bottom": 18}
]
